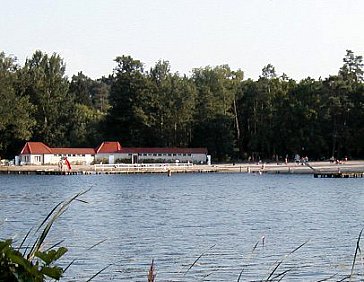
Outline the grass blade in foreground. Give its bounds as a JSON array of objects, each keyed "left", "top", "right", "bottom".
[
  {"left": 350, "top": 228, "right": 363, "bottom": 281},
  {"left": 237, "top": 237, "right": 262, "bottom": 282},
  {"left": 265, "top": 239, "right": 309, "bottom": 281},
  {"left": 183, "top": 243, "right": 216, "bottom": 276},
  {"left": 148, "top": 259, "right": 156, "bottom": 282},
  {"left": 0, "top": 189, "right": 89, "bottom": 281},
  {"left": 28, "top": 188, "right": 90, "bottom": 260}
]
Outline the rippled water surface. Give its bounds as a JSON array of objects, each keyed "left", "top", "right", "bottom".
[{"left": 1, "top": 173, "right": 364, "bottom": 281}]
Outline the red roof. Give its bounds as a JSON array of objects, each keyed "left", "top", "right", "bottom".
[
  {"left": 20, "top": 142, "right": 52, "bottom": 154},
  {"left": 95, "top": 141, "right": 122, "bottom": 153},
  {"left": 20, "top": 142, "right": 95, "bottom": 155},
  {"left": 120, "top": 147, "right": 208, "bottom": 154},
  {"left": 20, "top": 141, "right": 207, "bottom": 155}
]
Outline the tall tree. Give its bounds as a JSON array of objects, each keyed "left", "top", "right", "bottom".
[
  {"left": 0, "top": 52, "right": 35, "bottom": 158},
  {"left": 18, "top": 51, "right": 72, "bottom": 146},
  {"left": 339, "top": 49, "right": 363, "bottom": 83},
  {"left": 91, "top": 80, "right": 110, "bottom": 113},
  {"left": 69, "top": 72, "right": 93, "bottom": 107},
  {"left": 147, "top": 61, "right": 196, "bottom": 147},
  {"left": 192, "top": 65, "right": 243, "bottom": 161},
  {"left": 322, "top": 75, "right": 354, "bottom": 159},
  {"left": 104, "top": 55, "right": 151, "bottom": 146}
]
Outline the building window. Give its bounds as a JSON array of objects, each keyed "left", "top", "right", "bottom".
[{"left": 34, "top": 156, "right": 41, "bottom": 163}]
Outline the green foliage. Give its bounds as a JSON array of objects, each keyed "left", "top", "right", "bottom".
[
  {"left": 0, "top": 190, "right": 90, "bottom": 281},
  {"left": 104, "top": 55, "right": 149, "bottom": 146},
  {"left": 0, "top": 191, "right": 87, "bottom": 282},
  {"left": 1, "top": 49, "right": 364, "bottom": 161},
  {"left": 147, "top": 61, "right": 197, "bottom": 147},
  {"left": 0, "top": 52, "right": 35, "bottom": 158},
  {"left": 18, "top": 50, "right": 72, "bottom": 147},
  {"left": 69, "top": 72, "right": 93, "bottom": 107},
  {"left": 0, "top": 239, "right": 66, "bottom": 281},
  {"left": 67, "top": 103, "right": 104, "bottom": 147},
  {"left": 69, "top": 72, "right": 110, "bottom": 113},
  {"left": 191, "top": 65, "right": 243, "bottom": 161},
  {"left": 339, "top": 49, "right": 364, "bottom": 83}
]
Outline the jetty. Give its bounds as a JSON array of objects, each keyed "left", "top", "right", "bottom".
[
  {"left": 0, "top": 163, "right": 218, "bottom": 175},
  {"left": 314, "top": 172, "right": 364, "bottom": 178},
  {"left": 1, "top": 161, "right": 364, "bottom": 176}
]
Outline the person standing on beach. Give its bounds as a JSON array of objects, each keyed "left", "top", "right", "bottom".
[{"left": 58, "top": 159, "right": 63, "bottom": 171}]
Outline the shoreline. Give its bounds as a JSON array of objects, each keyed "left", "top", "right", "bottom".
[{"left": 1, "top": 161, "right": 364, "bottom": 175}]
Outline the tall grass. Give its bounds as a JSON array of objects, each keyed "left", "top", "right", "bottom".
[{"left": 0, "top": 189, "right": 89, "bottom": 281}]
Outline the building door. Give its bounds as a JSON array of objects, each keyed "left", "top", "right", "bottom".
[
  {"left": 132, "top": 154, "right": 138, "bottom": 164},
  {"left": 108, "top": 155, "right": 115, "bottom": 164}
]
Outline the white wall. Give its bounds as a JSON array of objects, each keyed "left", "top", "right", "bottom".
[
  {"left": 137, "top": 153, "right": 207, "bottom": 163},
  {"left": 32, "top": 155, "right": 42, "bottom": 164},
  {"left": 20, "top": 151, "right": 207, "bottom": 165},
  {"left": 20, "top": 154, "right": 94, "bottom": 165},
  {"left": 44, "top": 154, "right": 94, "bottom": 165}
]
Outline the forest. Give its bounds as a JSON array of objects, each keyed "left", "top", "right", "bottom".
[{"left": 0, "top": 50, "right": 363, "bottom": 162}]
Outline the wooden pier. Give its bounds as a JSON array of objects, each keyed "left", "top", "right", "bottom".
[
  {"left": 314, "top": 172, "right": 364, "bottom": 178},
  {"left": 1, "top": 162, "right": 364, "bottom": 176},
  {"left": 0, "top": 167, "right": 218, "bottom": 175},
  {"left": 0, "top": 170, "right": 85, "bottom": 175}
]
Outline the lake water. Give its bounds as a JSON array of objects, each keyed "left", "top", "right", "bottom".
[{"left": 1, "top": 173, "right": 364, "bottom": 281}]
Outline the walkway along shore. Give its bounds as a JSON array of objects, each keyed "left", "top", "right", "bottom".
[{"left": 1, "top": 161, "right": 364, "bottom": 176}]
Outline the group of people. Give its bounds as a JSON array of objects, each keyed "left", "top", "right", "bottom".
[
  {"left": 330, "top": 156, "right": 348, "bottom": 164},
  {"left": 294, "top": 154, "right": 309, "bottom": 165}
]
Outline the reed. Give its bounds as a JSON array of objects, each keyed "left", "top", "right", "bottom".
[
  {"left": 0, "top": 189, "right": 89, "bottom": 281},
  {"left": 349, "top": 228, "right": 364, "bottom": 281},
  {"left": 147, "top": 259, "right": 156, "bottom": 282},
  {"left": 264, "top": 239, "right": 309, "bottom": 281},
  {"left": 184, "top": 243, "right": 216, "bottom": 276},
  {"left": 237, "top": 237, "right": 262, "bottom": 282}
]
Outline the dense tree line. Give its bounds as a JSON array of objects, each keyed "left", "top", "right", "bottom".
[{"left": 0, "top": 50, "right": 363, "bottom": 162}]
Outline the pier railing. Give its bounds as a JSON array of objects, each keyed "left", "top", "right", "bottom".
[{"left": 94, "top": 162, "right": 193, "bottom": 172}]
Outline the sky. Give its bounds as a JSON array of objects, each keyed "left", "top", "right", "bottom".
[{"left": 1, "top": 0, "right": 364, "bottom": 80}]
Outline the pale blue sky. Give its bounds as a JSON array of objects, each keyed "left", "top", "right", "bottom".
[{"left": 1, "top": 0, "right": 363, "bottom": 80}]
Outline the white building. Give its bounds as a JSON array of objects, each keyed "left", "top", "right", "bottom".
[
  {"left": 95, "top": 142, "right": 208, "bottom": 164},
  {"left": 19, "top": 141, "right": 208, "bottom": 165},
  {"left": 20, "top": 142, "right": 95, "bottom": 165}
]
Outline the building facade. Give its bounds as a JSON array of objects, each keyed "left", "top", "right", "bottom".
[
  {"left": 20, "top": 142, "right": 95, "bottom": 165},
  {"left": 19, "top": 141, "right": 208, "bottom": 165}
]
